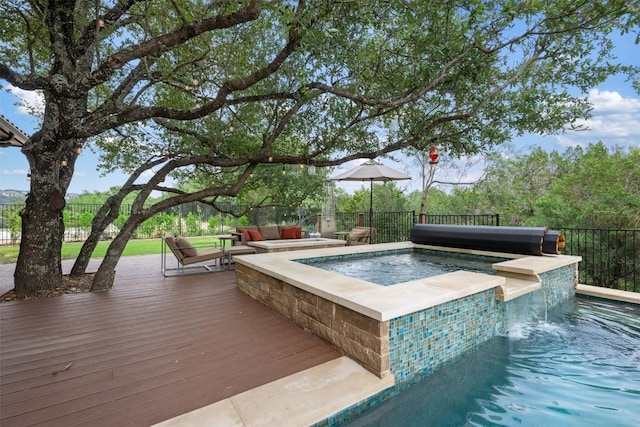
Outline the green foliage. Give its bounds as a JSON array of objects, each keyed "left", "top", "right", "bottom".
[
  {"left": 185, "top": 212, "right": 203, "bottom": 236},
  {"left": 136, "top": 217, "right": 158, "bottom": 238},
  {"left": 451, "top": 148, "right": 562, "bottom": 225},
  {"left": 447, "top": 143, "right": 640, "bottom": 229},
  {"left": 207, "top": 215, "right": 220, "bottom": 234},
  {"left": 0, "top": 204, "right": 23, "bottom": 243},
  {"left": 155, "top": 213, "right": 176, "bottom": 233},
  {"left": 232, "top": 164, "right": 330, "bottom": 211},
  {"left": 113, "top": 214, "right": 128, "bottom": 230},
  {"left": 77, "top": 212, "right": 95, "bottom": 229},
  {"left": 534, "top": 143, "right": 640, "bottom": 228},
  {"left": 337, "top": 182, "right": 411, "bottom": 213},
  {"left": 419, "top": 189, "right": 457, "bottom": 215},
  {"left": 222, "top": 215, "right": 236, "bottom": 229}
]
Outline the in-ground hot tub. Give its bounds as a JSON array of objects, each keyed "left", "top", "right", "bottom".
[
  {"left": 297, "top": 248, "right": 506, "bottom": 285},
  {"left": 233, "top": 240, "right": 581, "bottom": 381}
]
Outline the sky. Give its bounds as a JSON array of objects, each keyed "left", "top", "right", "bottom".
[{"left": 1, "top": 33, "right": 639, "bottom": 196}]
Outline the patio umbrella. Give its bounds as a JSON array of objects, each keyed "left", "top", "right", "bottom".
[{"left": 330, "top": 159, "right": 411, "bottom": 243}]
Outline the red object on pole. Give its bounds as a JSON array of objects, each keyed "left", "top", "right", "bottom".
[{"left": 428, "top": 146, "right": 439, "bottom": 164}]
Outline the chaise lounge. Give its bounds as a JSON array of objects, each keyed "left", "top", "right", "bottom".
[
  {"left": 161, "top": 233, "right": 224, "bottom": 276},
  {"left": 346, "top": 227, "right": 375, "bottom": 245}
]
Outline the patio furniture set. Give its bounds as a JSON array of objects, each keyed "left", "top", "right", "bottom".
[{"left": 161, "top": 224, "right": 372, "bottom": 276}]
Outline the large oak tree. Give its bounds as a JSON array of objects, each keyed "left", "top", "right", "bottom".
[{"left": 1, "top": 0, "right": 637, "bottom": 294}]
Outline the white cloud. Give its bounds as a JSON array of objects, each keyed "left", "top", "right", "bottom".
[
  {"left": 1, "top": 169, "right": 29, "bottom": 176},
  {"left": 5, "top": 84, "right": 45, "bottom": 116},
  {"left": 557, "top": 89, "right": 640, "bottom": 148},
  {"left": 588, "top": 89, "right": 640, "bottom": 114}
]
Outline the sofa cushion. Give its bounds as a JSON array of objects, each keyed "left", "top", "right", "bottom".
[
  {"left": 248, "top": 229, "right": 263, "bottom": 241},
  {"left": 258, "top": 225, "right": 281, "bottom": 240},
  {"left": 175, "top": 236, "right": 197, "bottom": 257},
  {"left": 280, "top": 226, "right": 302, "bottom": 239}
]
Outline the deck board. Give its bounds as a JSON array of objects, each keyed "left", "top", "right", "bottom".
[{"left": 0, "top": 255, "right": 341, "bottom": 426}]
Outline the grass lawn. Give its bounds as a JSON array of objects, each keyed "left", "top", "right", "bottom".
[{"left": 0, "top": 236, "right": 222, "bottom": 265}]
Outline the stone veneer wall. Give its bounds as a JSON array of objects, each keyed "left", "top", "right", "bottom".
[
  {"left": 236, "top": 260, "right": 578, "bottom": 384},
  {"left": 388, "top": 289, "right": 506, "bottom": 387},
  {"left": 235, "top": 264, "right": 390, "bottom": 377}
]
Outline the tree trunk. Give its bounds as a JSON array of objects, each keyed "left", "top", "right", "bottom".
[
  {"left": 70, "top": 197, "right": 124, "bottom": 277},
  {"left": 90, "top": 222, "right": 136, "bottom": 291},
  {"left": 12, "top": 98, "right": 86, "bottom": 295},
  {"left": 14, "top": 191, "right": 65, "bottom": 293}
]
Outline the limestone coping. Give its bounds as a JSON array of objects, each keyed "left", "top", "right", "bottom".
[
  {"left": 234, "top": 242, "right": 581, "bottom": 321},
  {"left": 153, "top": 356, "right": 394, "bottom": 427}
]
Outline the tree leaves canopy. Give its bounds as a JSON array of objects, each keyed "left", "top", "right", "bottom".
[
  {"left": 3, "top": 1, "right": 636, "bottom": 168},
  {"left": 442, "top": 143, "right": 640, "bottom": 228},
  {"left": 2, "top": 0, "right": 638, "bottom": 291}
]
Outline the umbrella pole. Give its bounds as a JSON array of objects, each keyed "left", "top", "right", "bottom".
[{"left": 369, "top": 180, "right": 373, "bottom": 244}]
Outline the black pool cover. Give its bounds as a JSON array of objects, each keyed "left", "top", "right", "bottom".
[{"left": 410, "top": 224, "right": 564, "bottom": 256}]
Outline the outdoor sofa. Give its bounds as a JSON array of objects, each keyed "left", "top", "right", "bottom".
[{"left": 234, "top": 225, "right": 304, "bottom": 244}]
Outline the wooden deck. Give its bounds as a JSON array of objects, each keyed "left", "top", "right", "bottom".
[{"left": 0, "top": 255, "right": 341, "bottom": 427}]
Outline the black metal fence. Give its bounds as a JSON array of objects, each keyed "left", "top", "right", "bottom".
[
  {"left": 421, "top": 214, "right": 500, "bottom": 226},
  {"left": 1, "top": 202, "right": 637, "bottom": 292},
  {"left": 562, "top": 228, "right": 639, "bottom": 293},
  {"left": 333, "top": 213, "right": 500, "bottom": 243},
  {"left": 0, "top": 202, "right": 320, "bottom": 244},
  {"left": 335, "top": 211, "right": 419, "bottom": 243}
]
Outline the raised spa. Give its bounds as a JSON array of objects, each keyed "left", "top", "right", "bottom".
[{"left": 233, "top": 237, "right": 581, "bottom": 424}]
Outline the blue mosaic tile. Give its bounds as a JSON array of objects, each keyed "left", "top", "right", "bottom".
[
  {"left": 387, "top": 289, "right": 507, "bottom": 388},
  {"left": 308, "top": 251, "right": 579, "bottom": 426},
  {"left": 540, "top": 264, "right": 576, "bottom": 307}
]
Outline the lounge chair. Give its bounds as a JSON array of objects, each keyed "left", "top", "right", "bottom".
[
  {"left": 161, "top": 233, "right": 224, "bottom": 276},
  {"left": 346, "top": 227, "right": 375, "bottom": 245}
]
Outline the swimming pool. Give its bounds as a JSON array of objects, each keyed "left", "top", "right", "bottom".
[
  {"left": 300, "top": 250, "right": 505, "bottom": 286},
  {"left": 345, "top": 296, "right": 640, "bottom": 426}
]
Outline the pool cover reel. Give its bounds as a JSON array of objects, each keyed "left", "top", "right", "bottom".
[{"left": 410, "top": 224, "right": 564, "bottom": 256}]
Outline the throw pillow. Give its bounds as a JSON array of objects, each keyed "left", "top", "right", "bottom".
[
  {"left": 281, "top": 227, "right": 298, "bottom": 239},
  {"left": 248, "top": 229, "right": 263, "bottom": 241},
  {"left": 236, "top": 228, "right": 253, "bottom": 242},
  {"left": 175, "top": 236, "right": 197, "bottom": 257}
]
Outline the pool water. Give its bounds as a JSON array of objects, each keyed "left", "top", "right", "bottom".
[
  {"left": 304, "top": 251, "right": 500, "bottom": 286},
  {"left": 346, "top": 297, "right": 640, "bottom": 426}
]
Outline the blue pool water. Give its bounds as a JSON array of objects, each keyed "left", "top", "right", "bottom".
[
  {"left": 303, "top": 251, "right": 501, "bottom": 286},
  {"left": 346, "top": 297, "right": 640, "bottom": 426}
]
